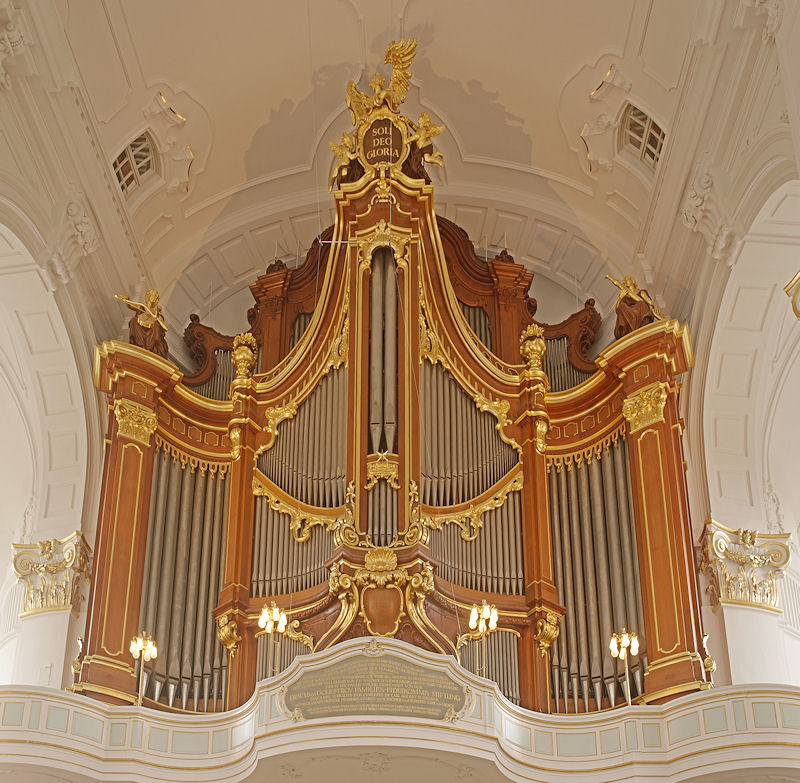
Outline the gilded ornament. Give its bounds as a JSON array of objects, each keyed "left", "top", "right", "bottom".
[
  {"left": 252, "top": 474, "right": 344, "bottom": 543},
  {"left": 216, "top": 612, "right": 242, "bottom": 658},
  {"left": 329, "top": 38, "right": 445, "bottom": 189},
  {"left": 365, "top": 451, "right": 400, "bottom": 491},
  {"left": 519, "top": 323, "right": 546, "bottom": 369},
  {"left": 229, "top": 426, "right": 242, "bottom": 461},
  {"left": 785, "top": 270, "right": 800, "bottom": 320},
  {"left": 534, "top": 418, "right": 549, "bottom": 455},
  {"left": 622, "top": 382, "right": 669, "bottom": 433},
  {"left": 700, "top": 519, "right": 790, "bottom": 611},
  {"left": 231, "top": 331, "right": 258, "bottom": 379},
  {"left": 154, "top": 435, "right": 228, "bottom": 477},
  {"left": 114, "top": 399, "right": 157, "bottom": 445},
  {"left": 12, "top": 531, "right": 92, "bottom": 616},
  {"left": 423, "top": 470, "right": 523, "bottom": 542},
  {"left": 533, "top": 610, "right": 561, "bottom": 655},
  {"left": 115, "top": 288, "right": 169, "bottom": 357}
]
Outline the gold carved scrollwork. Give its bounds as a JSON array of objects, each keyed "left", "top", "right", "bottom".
[
  {"left": 327, "top": 551, "right": 439, "bottom": 643},
  {"left": 700, "top": 519, "right": 791, "bottom": 611},
  {"left": 622, "top": 382, "right": 669, "bottom": 433},
  {"left": 231, "top": 332, "right": 258, "bottom": 379},
  {"left": 12, "top": 532, "right": 92, "bottom": 616},
  {"left": 365, "top": 452, "right": 400, "bottom": 491},
  {"left": 357, "top": 219, "right": 411, "bottom": 272},
  {"left": 252, "top": 474, "right": 344, "bottom": 543},
  {"left": 114, "top": 399, "right": 157, "bottom": 445},
  {"left": 422, "top": 469, "right": 524, "bottom": 542},
  {"left": 533, "top": 610, "right": 562, "bottom": 656},
  {"left": 216, "top": 612, "right": 242, "bottom": 658},
  {"left": 324, "top": 290, "right": 349, "bottom": 375},
  {"left": 283, "top": 620, "right": 314, "bottom": 651},
  {"left": 229, "top": 426, "right": 242, "bottom": 461},
  {"left": 534, "top": 419, "right": 549, "bottom": 456}
]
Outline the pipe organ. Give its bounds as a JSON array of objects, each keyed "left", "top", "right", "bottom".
[{"left": 77, "top": 40, "right": 711, "bottom": 715}]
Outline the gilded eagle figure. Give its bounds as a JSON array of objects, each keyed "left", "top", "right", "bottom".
[{"left": 345, "top": 38, "right": 418, "bottom": 125}]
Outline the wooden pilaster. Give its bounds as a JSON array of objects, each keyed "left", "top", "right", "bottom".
[
  {"left": 516, "top": 325, "right": 563, "bottom": 711},
  {"left": 214, "top": 342, "right": 259, "bottom": 709},
  {"left": 599, "top": 320, "right": 708, "bottom": 702},
  {"left": 77, "top": 343, "right": 179, "bottom": 704}
]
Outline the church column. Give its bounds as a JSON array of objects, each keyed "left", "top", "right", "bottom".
[
  {"left": 77, "top": 343, "right": 175, "bottom": 704},
  {"left": 600, "top": 321, "right": 708, "bottom": 702},
  {"left": 517, "top": 324, "right": 563, "bottom": 711},
  {"left": 214, "top": 333, "right": 258, "bottom": 708}
]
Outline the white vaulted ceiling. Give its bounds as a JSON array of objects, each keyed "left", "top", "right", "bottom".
[{"left": 48, "top": 0, "right": 789, "bottom": 342}]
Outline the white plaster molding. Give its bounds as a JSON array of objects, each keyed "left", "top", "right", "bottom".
[
  {"left": 12, "top": 531, "right": 91, "bottom": 616},
  {"left": 681, "top": 162, "right": 743, "bottom": 266},
  {"left": 0, "top": 0, "right": 28, "bottom": 90},
  {"left": 0, "top": 639, "right": 799, "bottom": 782},
  {"left": 700, "top": 519, "right": 791, "bottom": 611},
  {"left": 755, "top": 0, "right": 784, "bottom": 44}
]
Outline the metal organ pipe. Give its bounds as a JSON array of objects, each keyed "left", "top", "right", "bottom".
[
  {"left": 139, "top": 449, "right": 229, "bottom": 712},
  {"left": 257, "top": 368, "right": 347, "bottom": 508},
  {"left": 548, "top": 438, "right": 647, "bottom": 713}
]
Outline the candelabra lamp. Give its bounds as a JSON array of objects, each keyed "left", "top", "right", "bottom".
[
  {"left": 129, "top": 632, "right": 158, "bottom": 706},
  {"left": 259, "top": 601, "right": 288, "bottom": 677},
  {"left": 609, "top": 629, "right": 639, "bottom": 707},
  {"left": 456, "top": 600, "right": 498, "bottom": 677}
]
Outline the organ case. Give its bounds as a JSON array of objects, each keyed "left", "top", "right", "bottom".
[{"left": 76, "top": 40, "right": 710, "bottom": 715}]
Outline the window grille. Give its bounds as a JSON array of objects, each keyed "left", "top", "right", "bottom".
[
  {"left": 621, "top": 104, "right": 664, "bottom": 170},
  {"left": 113, "top": 133, "right": 155, "bottom": 194}
]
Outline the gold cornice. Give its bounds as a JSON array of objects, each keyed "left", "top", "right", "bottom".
[
  {"left": 546, "top": 420, "right": 627, "bottom": 471},
  {"left": 596, "top": 318, "right": 694, "bottom": 375},
  {"left": 154, "top": 435, "right": 229, "bottom": 476}
]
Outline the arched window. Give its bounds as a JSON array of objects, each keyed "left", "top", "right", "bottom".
[
  {"left": 620, "top": 104, "right": 665, "bottom": 170},
  {"left": 112, "top": 132, "right": 157, "bottom": 194}
]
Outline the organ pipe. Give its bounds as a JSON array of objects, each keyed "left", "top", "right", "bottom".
[
  {"left": 548, "top": 437, "right": 646, "bottom": 713},
  {"left": 139, "top": 448, "right": 228, "bottom": 712}
]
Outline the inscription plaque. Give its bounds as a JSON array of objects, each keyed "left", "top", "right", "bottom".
[
  {"left": 363, "top": 118, "right": 403, "bottom": 165},
  {"left": 284, "top": 653, "right": 467, "bottom": 720}
]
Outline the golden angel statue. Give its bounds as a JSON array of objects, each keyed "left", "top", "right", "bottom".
[
  {"left": 115, "top": 288, "right": 169, "bottom": 357},
  {"left": 605, "top": 274, "right": 663, "bottom": 339}
]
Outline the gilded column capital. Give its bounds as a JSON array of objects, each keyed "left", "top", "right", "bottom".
[
  {"left": 622, "top": 381, "right": 669, "bottom": 433},
  {"left": 12, "top": 531, "right": 92, "bottom": 616},
  {"left": 113, "top": 399, "right": 157, "bottom": 445},
  {"left": 699, "top": 519, "right": 791, "bottom": 612}
]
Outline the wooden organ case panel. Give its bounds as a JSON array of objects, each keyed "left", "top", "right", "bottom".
[{"left": 77, "top": 40, "right": 710, "bottom": 715}]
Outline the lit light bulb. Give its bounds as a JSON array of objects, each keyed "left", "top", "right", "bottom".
[
  {"left": 277, "top": 612, "right": 287, "bottom": 633},
  {"left": 619, "top": 647, "right": 626, "bottom": 660},
  {"left": 489, "top": 607, "right": 498, "bottom": 631},
  {"left": 609, "top": 636, "right": 619, "bottom": 657},
  {"left": 621, "top": 631, "right": 630, "bottom": 649},
  {"left": 469, "top": 605, "right": 478, "bottom": 630},
  {"left": 482, "top": 601, "right": 491, "bottom": 620},
  {"left": 630, "top": 635, "right": 639, "bottom": 657}
]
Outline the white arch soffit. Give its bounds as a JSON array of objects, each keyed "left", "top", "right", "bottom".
[
  {"left": 0, "top": 223, "right": 88, "bottom": 555},
  {"left": 703, "top": 180, "right": 800, "bottom": 540}
]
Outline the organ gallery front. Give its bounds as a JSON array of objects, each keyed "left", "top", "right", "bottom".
[{"left": 75, "top": 41, "right": 711, "bottom": 715}]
